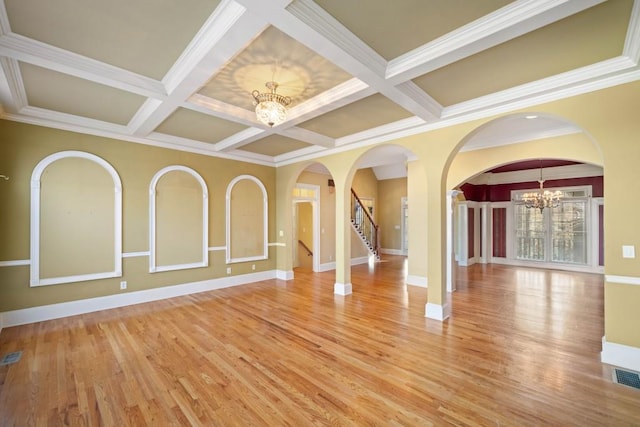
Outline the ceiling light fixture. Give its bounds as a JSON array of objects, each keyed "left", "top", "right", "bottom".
[
  {"left": 522, "top": 161, "right": 562, "bottom": 212},
  {"left": 252, "top": 81, "right": 291, "bottom": 127}
]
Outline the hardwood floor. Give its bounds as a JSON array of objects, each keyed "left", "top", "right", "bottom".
[{"left": 1, "top": 257, "right": 639, "bottom": 426}]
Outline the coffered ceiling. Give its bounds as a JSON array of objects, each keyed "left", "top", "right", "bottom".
[{"left": 0, "top": 0, "right": 638, "bottom": 167}]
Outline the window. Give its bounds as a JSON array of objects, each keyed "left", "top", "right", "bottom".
[{"left": 512, "top": 186, "right": 590, "bottom": 265}]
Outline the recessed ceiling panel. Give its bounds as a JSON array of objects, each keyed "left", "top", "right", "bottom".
[
  {"left": 298, "top": 94, "right": 413, "bottom": 138},
  {"left": 315, "top": 0, "right": 513, "bottom": 60},
  {"left": 413, "top": 0, "right": 632, "bottom": 106},
  {"left": 20, "top": 63, "right": 146, "bottom": 125},
  {"left": 5, "top": 0, "right": 221, "bottom": 80},
  {"left": 238, "top": 135, "right": 311, "bottom": 157},
  {"left": 198, "top": 26, "right": 352, "bottom": 110},
  {"left": 155, "top": 108, "right": 247, "bottom": 144}
]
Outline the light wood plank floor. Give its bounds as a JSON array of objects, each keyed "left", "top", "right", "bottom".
[{"left": 1, "top": 257, "right": 639, "bottom": 426}]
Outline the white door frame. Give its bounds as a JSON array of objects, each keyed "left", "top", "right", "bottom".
[{"left": 293, "top": 184, "right": 320, "bottom": 272}]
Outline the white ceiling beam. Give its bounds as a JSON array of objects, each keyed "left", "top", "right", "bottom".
[
  {"left": 186, "top": 94, "right": 259, "bottom": 127},
  {"left": 213, "top": 127, "right": 269, "bottom": 152},
  {"left": 130, "top": 1, "right": 268, "bottom": 136},
  {"left": 386, "top": 0, "right": 605, "bottom": 84},
  {"left": 0, "top": 57, "right": 27, "bottom": 113},
  {"left": 238, "top": 0, "right": 440, "bottom": 121},
  {"left": 0, "top": 33, "right": 166, "bottom": 99},
  {"left": 278, "top": 127, "right": 335, "bottom": 148}
]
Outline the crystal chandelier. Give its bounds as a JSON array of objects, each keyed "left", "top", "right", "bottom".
[
  {"left": 251, "top": 81, "right": 291, "bottom": 127},
  {"left": 522, "top": 164, "right": 562, "bottom": 212}
]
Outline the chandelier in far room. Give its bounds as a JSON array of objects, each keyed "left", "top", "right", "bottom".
[
  {"left": 251, "top": 81, "right": 291, "bottom": 127},
  {"left": 522, "top": 162, "right": 562, "bottom": 212}
]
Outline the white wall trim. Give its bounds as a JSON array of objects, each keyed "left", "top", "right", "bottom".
[
  {"left": 406, "top": 275, "right": 428, "bottom": 288},
  {"left": 601, "top": 336, "right": 640, "bottom": 372},
  {"left": 319, "top": 261, "right": 336, "bottom": 272},
  {"left": 276, "top": 270, "right": 294, "bottom": 280},
  {"left": 425, "top": 302, "right": 450, "bottom": 321},
  {"left": 351, "top": 256, "right": 369, "bottom": 266},
  {"left": 208, "top": 246, "right": 227, "bottom": 252},
  {"left": 123, "top": 251, "right": 150, "bottom": 258},
  {"left": 490, "top": 256, "right": 604, "bottom": 274},
  {"left": 605, "top": 275, "right": 640, "bottom": 286},
  {"left": 30, "top": 150, "right": 122, "bottom": 287},
  {"left": 0, "top": 259, "right": 30, "bottom": 267},
  {"left": 334, "top": 282, "right": 352, "bottom": 296},
  {"left": 0, "top": 270, "right": 280, "bottom": 328},
  {"left": 268, "top": 242, "right": 286, "bottom": 247},
  {"left": 226, "top": 175, "right": 268, "bottom": 264},
  {"left": 380, "top": 248, "right": 404, "bottom": 255},
  {"left": 149, "top": 165, "right": 208, "bottom": 273}
]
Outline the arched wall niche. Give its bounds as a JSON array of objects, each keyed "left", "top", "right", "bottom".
[
  {"left": 226, "top": 175, "right": 268, "bottom": 263},
  {"left": 30, "top": 150, "right": 122, "bottom": 286},
  {"left": 149, "top": 166, "right": 209, "bottom": 273}
]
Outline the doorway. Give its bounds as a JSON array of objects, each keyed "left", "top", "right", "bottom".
[{"left": 292, "top": 184, "right": 320, "bottom": 272}]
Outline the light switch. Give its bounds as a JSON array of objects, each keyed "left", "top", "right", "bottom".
[
  {"left": 279, "top": 230, "right": 284, "bottom": 237},
  {"left": 622, "top": 245, "right": 636, "bottom": 259}
]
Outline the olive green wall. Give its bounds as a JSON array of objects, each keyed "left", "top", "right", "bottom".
[{"left": 0, "top": 119, "right": 275, "bottom": 312}]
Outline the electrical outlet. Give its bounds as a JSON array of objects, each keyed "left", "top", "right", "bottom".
[
  {"left": 252, "top": 264, "right": 256, "bottom": 270},
  {"left": 226, "top": 267, "right": 231, "bottom": 274},
  {"left": 120, "top": 281, "right": 127, "bottom": 290},
  {"left": 622, "top": 245, "right": 636, "bottom": 259}
]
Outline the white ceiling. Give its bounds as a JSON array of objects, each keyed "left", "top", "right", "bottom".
[{"left": 0, "top": 0, "right": 638, "bottom": 169}]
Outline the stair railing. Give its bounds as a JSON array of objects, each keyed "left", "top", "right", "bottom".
[
  {"left": 350, "top": 188, "right": 380, "bottom": 257},
  {"left": 298, "top": 239, "right": 313, "bottom": 257}
]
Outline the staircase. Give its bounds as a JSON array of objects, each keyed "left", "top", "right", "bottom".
[{"left": 350, "top": 188, "right": 381, "bottom": 260}]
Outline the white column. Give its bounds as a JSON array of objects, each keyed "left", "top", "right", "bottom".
[{"left": 446, "top": 190, "right": 461, "bottom": 292}]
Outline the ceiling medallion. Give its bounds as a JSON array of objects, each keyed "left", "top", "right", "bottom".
[{"left": 252, "top": 81, "right": 291, "bottom": 127}]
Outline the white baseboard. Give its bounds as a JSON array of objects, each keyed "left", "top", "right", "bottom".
[
  {"left": 319, "top": 256, "right": 370, "bottom": 272},
  {"left": 425, "top": 302, "right": 450, "bottom": 321},
  {"left": 0, "top": 270, "right": 279, "bottom": 329},
  {"left": 601, "top": 336, "right": 640, "bottom": 372},
  {"left": 351, "top": 256, "right": 369, "bottom": 266},
  {"left": 334, "top": 282, "right": 352, "bottom": 296},
  {"left": 406, "top": 275, "right": 428, "bottom": 288},
  {"left": 490, "top": 257, "right": 604, "bottom": 274},
  {"left": 276, "top": 270, "right": 294, "bottom": 280},
  {"left": 380, "top": 248, "right": 404, "bottom": 255},
  {"left": 319, "top": 261, "right": 335, "bottom": 272}
]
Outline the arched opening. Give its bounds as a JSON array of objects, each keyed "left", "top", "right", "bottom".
[
  {"left": 292, "top": 162, "right": 335, "bottom": 274},
  {"left": 344, "top": 144, "right": 420, "bottom": 291},
  {"left": 444, "top": 112, "right": 604, "bottom": 315}
]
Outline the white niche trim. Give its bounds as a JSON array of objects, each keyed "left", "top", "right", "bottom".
[
  {"left": 149, "top": 165, "right": 209, "bottom": 273},
  {"left": 30, "top": 151, "right": 122, "bottom": 286},
  {"left": 226, "top": 175, "right": 268, "bottom": 264}
]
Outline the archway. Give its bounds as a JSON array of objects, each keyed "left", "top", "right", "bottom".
[
  {"left": 444, "top": 112, "right": 604, "bottom": 305},
  {"left": 344, "top": 144, "right": 421, "bottom": 291}
]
